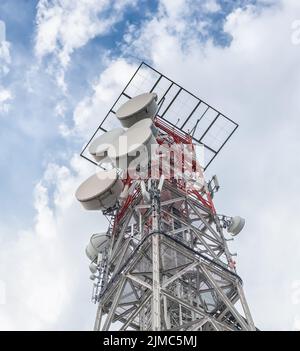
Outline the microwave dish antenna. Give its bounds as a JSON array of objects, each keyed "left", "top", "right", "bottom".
[
  {"left": 116, "top": 92, "right": 158, "bottom": 128},
  {"left": 75, "top": 169, "right": 123, "bottom": 211},
  {"left": 89, "top": 128, "right": 124, "bottom": 163}
]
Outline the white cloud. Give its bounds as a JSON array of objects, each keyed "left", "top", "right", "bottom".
[
  {"left": 203, "top": 0, "right": 221, "bottom": 13},
  {"left": 0, "top": 155, "right": 105, "bottom": 330},
  {"left": 122, "top": 1, "right": 211, "bottom": 66},
  {"left": 0, "top": 20, "right": 12, "bottom": 113},
  {"left": 62, "top": 58, "right": 136, "bottom": 138},
  {"left": 0, "top": 180, "right": 67, "bottom": 329},
  {"left": 35, "top": 0, "right": 137, "bottom": 91},
  {"left": 293, "top": 316, "right": 300, "bottom": 331},
  {"left": 0, "top": 87, "right": 12, "bottom": 114},
  {"left": 0, "top": 20, "right": 6, "bottom": 43},
  {"left": 55, "top": 100, "right": 67, "bottom": 118},
  {"left": 291, "top": 19, "right": 300, "bottom": 45},
  {"left": 0, "top": 20, "right": 11, "bottom": 76},
  {"left": 159, "top": 0, "right": 186, "bottom": 19}
]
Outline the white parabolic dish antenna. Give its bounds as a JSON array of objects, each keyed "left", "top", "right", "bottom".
[
  {"left": 75, "top": 168, "right": 124, "bottom": 210},
  {"left": 107, "top": 118, "right": 157, "bottom": 169},
  {"left": 89, "top": 128, "right": 124, "bottom": 162},
  {"left": 116, "top": 92, "right": 158, "bottom": 128},
  {"left": 139, "top": 117, "right": 159, "bottom": 136},
  {"left": 86, "top": 233, "right": 110, "bottom": 262},
  {"left": 228, "top": 216, "right": 245, "bottom": 236}
]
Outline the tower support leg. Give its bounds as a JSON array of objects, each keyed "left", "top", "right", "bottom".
[{"left": 152, "top": 233, "right": 161, "bottom": 330}]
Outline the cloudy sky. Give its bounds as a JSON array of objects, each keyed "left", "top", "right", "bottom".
[{"left": 0, "top": 0, "right": 300, "bottom": 331}]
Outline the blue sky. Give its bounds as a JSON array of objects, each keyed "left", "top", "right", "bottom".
[{"left": 1, "top": 0, "right": 300, "bottom": 330}]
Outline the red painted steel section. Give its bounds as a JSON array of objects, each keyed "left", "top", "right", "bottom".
[{"left": 113, "top": 115, "right": 216, "bottom": 232}]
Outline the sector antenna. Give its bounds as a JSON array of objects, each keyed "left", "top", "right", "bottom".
[{"left": 76, "top": 62, "right": 256, "bottom": 331}]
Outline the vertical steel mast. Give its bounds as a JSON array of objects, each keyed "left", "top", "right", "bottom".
[{"left": 77, "top": 63, "right": 255, "bottom": 331}]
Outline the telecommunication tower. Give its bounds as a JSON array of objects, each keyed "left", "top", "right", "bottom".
[{"left": 76, "top": 62, "right": 256, "bottom": 331}]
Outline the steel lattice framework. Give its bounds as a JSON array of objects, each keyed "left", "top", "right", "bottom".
[
  {"left": 81, "top": 63, "right": 255, "bottom": 331},
  {"left": 92, "top": 178, "right": 255, "bottom": 331}
]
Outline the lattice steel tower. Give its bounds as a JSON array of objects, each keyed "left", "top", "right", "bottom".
[{"left": 76, "top": 63, "right": 255, "bottom": 331}]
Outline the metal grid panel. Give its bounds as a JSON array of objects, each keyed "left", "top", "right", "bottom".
[{"left": 81, "top": 62, "right": 238, "bottom": 170}]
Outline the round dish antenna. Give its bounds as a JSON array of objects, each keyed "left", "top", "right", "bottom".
[
  {"left": 107, "top": 118, "right": 157, "bottom": 170},
  {"left": 75, "top": 169, "right": 124, "bottom": 210},
  {"left": 89, "top": 128, "right": 124, "bottom": 162},
  {"left": 86, "top": 233, "right": 110, "bottom": 262},
  {"left": 139, "top": 117, "right": 158, "bottom": 136},
  {"left": 227, "top": 216, "right": 245, "bottom": 236},
  {"left": 89, "top": 262, "right": 98, "bottom": 273},
  {"left": 116, "top": 93, "right": 158, "bottom": 128}
]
